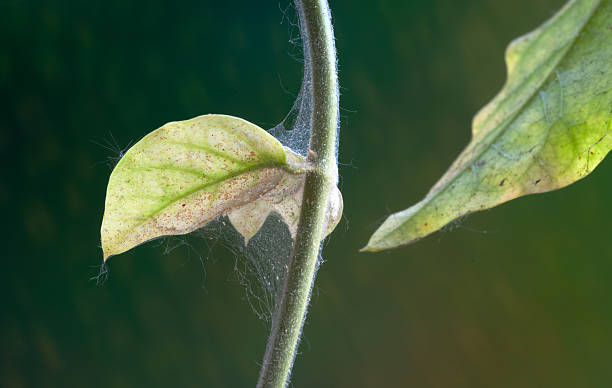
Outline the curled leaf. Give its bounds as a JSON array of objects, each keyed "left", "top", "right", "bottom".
[
  {"left": 227, "top": 150, "right": 343, "bottom": 243},
  {"left": 364, "top": 0, "right": 612, "bottom": 252},
  {"left": 101, "top": 114, "right": 342, "bottom": 260}
]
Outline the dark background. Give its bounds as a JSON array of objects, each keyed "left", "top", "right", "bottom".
[{"left": 3, "top": 0, "right": 612, "bottom": 387}]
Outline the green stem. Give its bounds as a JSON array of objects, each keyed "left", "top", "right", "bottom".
[{"left": 256, "top": 0, "right": 339, "bottom": 387}]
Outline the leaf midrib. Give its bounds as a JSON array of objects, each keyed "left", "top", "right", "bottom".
[{"left": 139, "top": 162, "right": 280, "bottom": 225}]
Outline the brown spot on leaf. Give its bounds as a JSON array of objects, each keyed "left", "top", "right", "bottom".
[
  {"left": 535, "top": 179, "right": 542, "bottom": 185},
  {"left": 499, "top": 178, "right": 506, "bottom": 186}
]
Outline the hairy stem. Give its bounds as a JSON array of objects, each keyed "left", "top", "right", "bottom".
[{"left": 256, "top": 0, "right": 339, "bottom": 387}]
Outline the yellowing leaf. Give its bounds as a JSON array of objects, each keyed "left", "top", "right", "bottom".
[
  {"left": 101, "top": 114, "right": 290, "bottom": 260},
  {"left": 364, "top": 0, "right": 612, "bottom": 252},
  {"left": 101, "top": 114, "right": 343, "bottom": 260}
]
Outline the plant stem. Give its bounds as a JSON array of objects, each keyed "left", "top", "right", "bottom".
[{"left": 256, "top": 0, "right": 339, "bottom": 387}]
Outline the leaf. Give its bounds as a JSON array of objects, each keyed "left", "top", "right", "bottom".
[
  {"left": 363, "top": 0, "right": 612, "bottom": 252},
  {"left": 101, "top": 114, "right": 342, "bottom": 260}
]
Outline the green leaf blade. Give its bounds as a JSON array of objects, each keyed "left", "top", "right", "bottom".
[
  {"left": 364, "top": 0, "right": 612, "bottom": 252},
  {"left": 101, "top": 114, "right": 289, "bottom": 260}
]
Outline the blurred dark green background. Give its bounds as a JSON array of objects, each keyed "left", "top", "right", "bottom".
[{"left": 3, "top": 0, "right": 612, "bottom": 387}]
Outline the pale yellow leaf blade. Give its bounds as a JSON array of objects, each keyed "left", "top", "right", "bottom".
[{"left": 101, "top": 114, "right": 289, "bottom": 260}]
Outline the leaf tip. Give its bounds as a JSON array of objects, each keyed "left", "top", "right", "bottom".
[
  {"left": 358, "top": 244, "right": 376, "bottom": 253},
  {"left": 102, "top": 248, "right": 113, "bottom": 262},
  {"left": 359, "top": 232, "right": 392, "bottom": 253}
]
